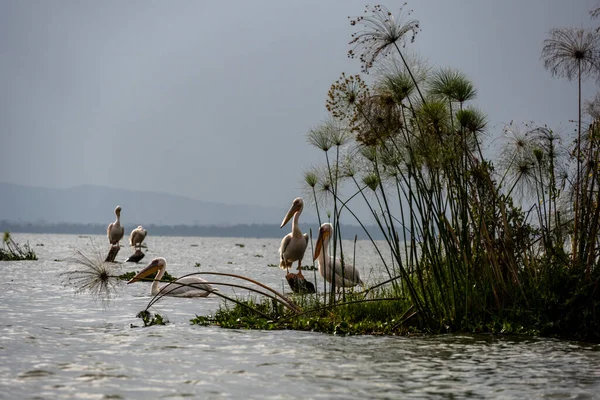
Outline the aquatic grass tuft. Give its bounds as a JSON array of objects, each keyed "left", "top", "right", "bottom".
[
  {"left": 61, "top": 246, "right": 123, "bottom": 303},
  {"left": 136, "top": 310, "right": 167, "bottom": 327},
  {"left": 0, "top": 232, "right": 37, "bottom": 261},
  {"left": 194, "top": 289, "right": 420, "bottom": 336}
]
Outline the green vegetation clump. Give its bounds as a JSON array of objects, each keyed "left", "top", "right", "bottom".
[
  {"left": 191, "top": 4, "right": 600, "bottom": 343},
  {"left": 0, "top": 232, "right": 37, "bottom": 261},
  {"left": 136, "top": 310, "right": 167, "bottom": 326},
  {"left": 190, "top": 291, "right": 421, "bottom": 335},
  {"left": 90, "top": 4, "right": 600, "bottom": 342}
]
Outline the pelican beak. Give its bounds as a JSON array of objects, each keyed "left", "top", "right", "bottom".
[
  {"left": 280, "top": 202, "right": 300, "bottom": 228},
  {"left": 127, "top": 259, "right": 160, "bottom": 284},
  {"left": 313, "top": 227, "right": 326, "bottom": 260}
]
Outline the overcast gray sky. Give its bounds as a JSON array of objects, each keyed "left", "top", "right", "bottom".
[{"left": 0, "top": 0, "right": 598, "bottom": 211}]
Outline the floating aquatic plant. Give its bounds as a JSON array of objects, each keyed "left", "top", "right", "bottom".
[
  {"left": 0, "top": 232, "right": 37, "bottom": 261},
  {"left": 136, "top": 310, "right": 167, "bottom": 327},
  {"left": 61, "top": 247, "right": 122, "bottom": 303}
]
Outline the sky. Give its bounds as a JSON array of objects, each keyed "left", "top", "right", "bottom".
[{"left": 1, "top": 0, "right": 598, "bottom": 213}]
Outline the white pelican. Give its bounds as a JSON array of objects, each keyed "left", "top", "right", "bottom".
[
  {"left": 279, "top": 197, "right": 309, "bottom": 273},
  {"left": 129, "top": 225, "right": 147, "bottom": 250},
  {"left": 107, "top": 205, "right": 124, "bottom": 246},
  {"left": 127, "top": 257, "right": 216, "bottom": 297},
  {"left": 313, "top": 223, "right": 364, "bottom": 290}
]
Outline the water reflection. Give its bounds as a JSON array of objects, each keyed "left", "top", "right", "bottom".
[{"left": 0, "top": 233, "right": 599, "bottom": 399}]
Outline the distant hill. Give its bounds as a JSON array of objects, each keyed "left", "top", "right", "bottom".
[{"left": 0, "top": 182, "right": 307, "bottom": 226}]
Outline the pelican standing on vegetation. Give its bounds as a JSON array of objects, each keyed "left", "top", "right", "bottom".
[
  {"left": 314, "top": 223, "right": 364, "bottom": 290},
  {"left": 127, "top": 257, "right": 216, "bottom": 297},
  {"left": 129, "top": 225, "right": 147, "bottom": 250},
  {"left": 107, "top": 206, "right": 124, "bottom": 246},
  {"left": 279, "top": 197, "right": 309, "bottom": 274},
  {"left": 126, "top": 225, "right": 147, "bottom": 263}
]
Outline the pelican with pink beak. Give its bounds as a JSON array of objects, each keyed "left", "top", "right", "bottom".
[
  {"left": 314, "top": 223, "right": 363, "bottom": 290},
  {"left": 278, "top": 197, "right": 309, "bottom": 275},
  {"left": 127, "top": 257, "right": 216, "bottom": 297},
  {"left": 107, "top": 206, "right": 124, "bottom": 246}
]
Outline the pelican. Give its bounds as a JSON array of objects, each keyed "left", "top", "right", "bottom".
[
  {"left": 127, "top": 257, "right": 216, "bottom": 297},
  {"left": 314, "top": 223, "right": 364, "bottom": 290},
  {"left": 279, "top": 197, "right": 309, "bottom": 273},
  {"left": 107, "top": 205, "right": 124, "bottom": 246},
  {"left": 129, "top": 225, "right": 147, "bottom": 250}
]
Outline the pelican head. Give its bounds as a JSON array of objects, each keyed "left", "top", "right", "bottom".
[
  {"left": 115, "top": 205, "right": 122, "bottom": 216},
  {"left": 280, "top": 197, "right": 304, "bottom": 228},
  {"left": 313, "top": 223, "right": 333, "bottom": 260},
  {"left": 127, "top": 257, "right": 164, "bottom": 284}
]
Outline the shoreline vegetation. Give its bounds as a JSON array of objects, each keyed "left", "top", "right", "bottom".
[
  {"left": 0, "top": 232, "right": 37, "bottom": 261},
  {"left": 183, "top": 4, "right": 600, "bottom": 343},
  {"left": 62, "top": 3, "right": 600, "bottom": 343}
]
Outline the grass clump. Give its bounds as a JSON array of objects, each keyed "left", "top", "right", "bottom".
[
  {"left": 0, "top": 232, "right": 37, "bottom": 261},
  {"left": 136, "top": 310, "right": 167, "bottom": 326},
  {"left": 191, "top": 289, "right": 421, "bottom": 336},
  {"left": 191, "top": 298, "right": 285, "bottom": 330}
]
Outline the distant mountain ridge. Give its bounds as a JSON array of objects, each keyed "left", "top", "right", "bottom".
[{"left": 0, "top": 182, "right": 308, "bottom": 226}]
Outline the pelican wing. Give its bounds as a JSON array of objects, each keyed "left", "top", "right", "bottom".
[
  {"left": 279, "top": 234, "right": 292, "bottom": 269},
  {"left": 108, "top": 223, "right": 124, "bottom": 245},
  {"left": 115, "top": 226, "right": 124, "bottom": 243},
  {"left": 279, "top": 233, "right": 309, "bottom": 269},
  {"left": 129, "top": 228, "right": 147, "bottom": 247},
  {"left": 321, "top": 256, "right": 363, "bottom": 288},
  {"left": 333, "top": 258, "right": 363, "bottom": 287}
]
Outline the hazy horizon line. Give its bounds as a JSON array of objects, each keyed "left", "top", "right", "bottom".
[{"left": 0, "top": 220, "right": 388, "bottom": 240}]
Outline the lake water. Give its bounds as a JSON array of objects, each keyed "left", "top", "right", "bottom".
[{"left": 1, "top": 233, "right": 599, "bottom": 399}]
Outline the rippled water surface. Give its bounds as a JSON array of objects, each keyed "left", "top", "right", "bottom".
[{"left": 1, "top": 233, "right": 599, "bottom": 399}]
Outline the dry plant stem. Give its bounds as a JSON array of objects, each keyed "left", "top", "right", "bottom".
[
  {"left": 574, "top": 62, "right": 582, "bottom": 267},
  {"left": 176, "top": 271, "right": 301, "bottom": 313},
  {"left": 143, "top": 279, "right": 294, "bottom": 317},
  {"left": 393, "top": 42, "right": 425, "bottom": 103}
]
